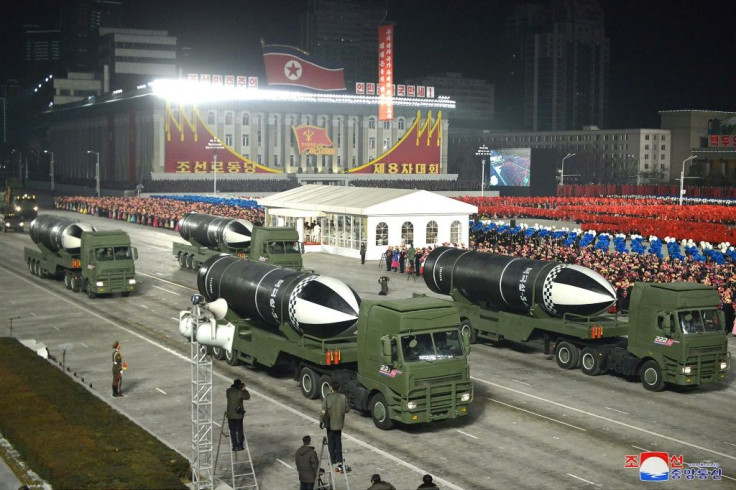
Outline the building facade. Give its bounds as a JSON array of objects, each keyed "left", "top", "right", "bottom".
[{"left": 406, "top": 73, "right": 494, "bottom": 129}]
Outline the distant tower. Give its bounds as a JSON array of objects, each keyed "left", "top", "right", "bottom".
[
  {"left": 60, "top": 0, "right": 124, "bottom": 72},
  {"left": 300, "top": 0, "right": 387, "bottom": 86},
  {"left": 505, "top": 0, "right": 609, "bottom": 131}
]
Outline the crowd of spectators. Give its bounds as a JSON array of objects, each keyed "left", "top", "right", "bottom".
[
  {"left": 139, "top": 179, "right": 297, "bottom": 194},
  {"left": 53, "top": 195, "right": 264, "bottom": 227}
]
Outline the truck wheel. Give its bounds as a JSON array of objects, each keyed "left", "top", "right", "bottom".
[
  {"left": 640, "top": 360, "right": 665, "bottom": 392},
  {"left": 211, "top": 347, "right": 227, "bottom": 360},
  {"left": 460, "top": 319, "right": 478, "bottom": 344},
  {"left": 121, "top": 292, "right": 131, "bottom": 297},
  {"left": 185, "top": 254, "right": 194, "bottom": 269},
  {"left": 318, "top": 375, "right": 332, "bottom": 400},
  {"left": 555, "top": 341, "right": 580, "bottom": 370},
  {"left": 299, "top": 367, "right": 320, "bottom": 399},
  {"left": 64, "top": 274, "right": 72, "bottom": 290},
  {"left": 580, "top": 347, "right": 603, "bottom": 376},
  {"left": 226, "top": 349, "right": 240, "bottom": 366},
  {"left": 86, "top": 281, "right": 96, "bottom": 299},
  {"left": 370, "top": 393, "right": 394, "bottom": 430},
  {"left": 178, "top": 253, "right": 186, "bottom": 268},
  {"left": 71, "top": 276, "right": 81, "bottom": 293}
]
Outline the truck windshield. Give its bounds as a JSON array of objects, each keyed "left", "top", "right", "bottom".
[
  {"left": 401, "top": 330, "right": 464, "bottom": 362},
  {"left": 678, "top": 309, "right": 722, "bottom": 334},
  {"left": 267, "top": 241, "right": 301, "bottom": 254},
  {"left": 95, "top": 247, "right": 132, "bottom": 261}
]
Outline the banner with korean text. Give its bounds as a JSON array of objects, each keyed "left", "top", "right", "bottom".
[{"left": 378, "top": 25, "right": 394, "bottom": 121}]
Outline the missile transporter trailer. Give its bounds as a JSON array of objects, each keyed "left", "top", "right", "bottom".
[
  {"left": 23, "top": 215, "right": 138, "bottom": 298},
  {"left": 173, "top": 212, "right": 303, "bottom": 271},
  {"left": 183, "top": 254, "right": 473, "bottom": 429},
  {"left": 424, "top": 247, "right": 730, "bottom": 392}
]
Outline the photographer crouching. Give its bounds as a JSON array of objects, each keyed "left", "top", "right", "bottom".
[{"left": 226, "top": 378, "right": 251, "bottom": 451}]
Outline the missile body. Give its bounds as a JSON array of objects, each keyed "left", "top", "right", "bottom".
[
  {"left": 198, "top": 254, "right": 361, "bottom": 339},
  {"left": 178, "top": 213, "right": 253, "bottom": 251},
  {"left": 423, "top": 247, "right": 616, "bottom": 317},
  {"left": 29, "top": 215, "right": 95, "bottom": 253}
]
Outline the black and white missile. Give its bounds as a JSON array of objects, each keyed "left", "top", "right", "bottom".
[
  {"left": 423, "top": 247, "right": 616, "bottom": 317},
  {"left": 29, "top": 215, "right": 95, "bottom": 253},
  {"left": 178, "top": 213, "right": 253, "bottom": 251},
  {"left": 198, "top": 254, "right": 361, "bottom": 339}
]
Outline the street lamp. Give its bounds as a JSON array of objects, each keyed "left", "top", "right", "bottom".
[
  {"left": 679, "top": 155, "right": 698, "bottom": 206},
  {"left": 627, "top": 154, "right": 640, "bottom": 186},
  {"left": 561, "top": 153, "right": 575, "bottom": 186},
  {"left": 8, "top": 316, "right": 21, "bottom": 336},
  {"left": 475, "top": 145, "right": 491, "bottom": 197},
  {"left": 86, "top": 150, "right": 100, "bottom": 197},
  {"left": 44, "top": 150, "right": 54, "bottom": 193},
  {"left": 205, "top": 138, "right": 224, "bottom": 195}
]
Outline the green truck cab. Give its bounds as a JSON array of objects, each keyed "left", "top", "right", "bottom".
[
  {"left": 24, "top": 220, "right": 137, "bottom": 298},
  {"left": 454, "top": 282, "right": 729, "bottom": 391},
  {"left": 212, "top": 296, "right": 472, "bottom": 429},
  {"left": 174, "top": 226, "right": 303, "bottom": 271}
]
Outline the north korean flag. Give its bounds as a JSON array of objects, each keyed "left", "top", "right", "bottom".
[{"left": 262, "top": 44, "right": 346, "bottom": 91}]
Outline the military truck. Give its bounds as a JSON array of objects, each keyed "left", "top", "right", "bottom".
[
  {"left": 173, "top": 212, "right": 303, "bottom": 271},
  {"left": 180, "top": 255, "right": 473, "bottom": 429},
  {"left": 424, "top": 247, "right": 730, "bottom": 391},
  {"left": 24, "top": 215, "right": 137, "bottom": 298},
  {"left": 2, "top": 192, "right": 38, "bottom": 232}
]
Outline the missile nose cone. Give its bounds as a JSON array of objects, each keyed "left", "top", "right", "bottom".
[
  {"left": 222, "top": 229, "right": 251, "bottom": 248},
  {"left": 543, "top": 264, "right": 616, "bottom": 316},
  {"left": 289, "top": 275, "right": 361, "bottom": 338}
]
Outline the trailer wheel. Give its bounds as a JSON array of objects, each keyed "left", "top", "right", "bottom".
[
  {"left": 64, "top": 274, "right": 72, "bottom": 289},
  {"left": 460, "top": 319, "right": 478, "bottom": 344},
  {"left": 299, "top": 367, "right": 320, "bottom": 399},
  {"left": 640, "top": 360, "right": 665, "bottom": 392},
  {"left": 71, "top": 276, "right": 81, "bottom": 293},
  {"left": 370, "top": 393, "right": 394, "bottom": 430},
  {"left": 580, "top": 347, "right": 603, "bottom": 376},
  {"left": 226, "top": 348, "right": 240, "bottom": 366},
  {"left": 178, "top": 253, "right": 186, "bottom": 268},
  {"left": 555, "top": 341, "right": 580, "bottom": 370},
  {"left": 318, "top": 375, "right": 333, "bottom": 400}
]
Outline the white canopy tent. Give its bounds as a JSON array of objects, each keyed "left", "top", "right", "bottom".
[{"left": 259, "top": 185, "right": 478, "bottom": 260}]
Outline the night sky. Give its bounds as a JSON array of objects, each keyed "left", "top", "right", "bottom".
[{"left": 2, "top": 0, "right": 735, "bottom": 129}]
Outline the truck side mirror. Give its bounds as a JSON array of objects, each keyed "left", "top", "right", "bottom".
[
  {"left": 132, "top": 247, "right": 138, "bottom": 260},
  {"left": 380, "top": 336, "right": 392, "bottom": 365},
  {"left": 461, "top": 330, "right": 471, "bottom": 352}
]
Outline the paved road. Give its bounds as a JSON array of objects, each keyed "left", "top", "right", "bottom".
[{"left": 1, "top": 210, "right": 734, "bottom": 489}]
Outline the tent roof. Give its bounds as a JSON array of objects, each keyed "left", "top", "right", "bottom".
[{"left": 260, "top": 185, "right": 477, "bottom": 216}]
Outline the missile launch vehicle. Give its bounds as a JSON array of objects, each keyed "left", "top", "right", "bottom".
[
  {"left": 23, "top": 215, "right": 138, "bottom": 298},
  {"left": 180, "top": 254, "right": 473, "bottom": 429},
  {"left": 424, "top": 247, "right": 730, "bottom": 391},
  {"left": 173, "top": 212, "right": 303, "bottom": 271},
  {"left": 2, "top": 192, "right": 38, "bottom": 232}
]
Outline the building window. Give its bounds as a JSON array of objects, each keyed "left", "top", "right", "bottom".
[
  {"left": 398, "top": 118, "right": 405, "bottom": 130},
  {"left": 274, "top": 155, "right": 279, "bottom": 166},
  {"left": 368, "top": 117, "right": 376, "bottom": 129},
  {"left": 644, "top": 154, "right": 649, "bottom": 160},
  {"left": 242, "top": 134, "right": 249, "bottom": 146},
  {"left": 450, "top": 220, "right": 462, "bottom": 244},
  {"left": 661, "top": 145, "right": 665, "bottom": 150},
  {"left": 383, "top": 120, "right": 390, "bottom": 130},
  {"left": 225, "top": 134, "right": 232, "bottom": 146},
  {"left": 661, "top": 164, "right": 666, "bottom": 170},
  {"left": 257, "top": 154, "right": 262, "bottom": 164},
  {"left": 369, "top": 137, "right": 376, "bottom": 149},
  {"left": 645, "top": 134, "right": 650, "bottom": 140},
  {"left": 257, "top": 130, "right": 262, "bottom": 146},
  {"left": 376, "top": 222, "right": 388, "bottom": 246},
  {"left": 401, "top": 221, "right": 414, "bottom": 245},
  {"left": 662, "top": 135, "right": 666, "bottom": 141},
  {"left": 426, "top": 221, "right": 438, "bottom": 244},
  {"left": 290, "top": 154, "right": 295, "bottom": 165},
  {"left": 383, "top": 138, "right": 390, "bottom": 150},
  {"left": 242, "top": 113, "right": 250, "bottom": 125},
  {"left": 225, "top": 112, "right": 233, "bottom": 125},
  {"left": 207, "top": 111, "right": 215, "bottom": 125}
]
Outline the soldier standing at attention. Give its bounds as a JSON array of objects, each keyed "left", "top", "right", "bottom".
[{"left": 112, "top": 341, "right": 123, "bottom": 397}]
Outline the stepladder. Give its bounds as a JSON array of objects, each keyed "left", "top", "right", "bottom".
[
  {"left": 315, "top": 435, "right": 350, "bottom": 490},
  {"left": 215, "top": 411, "right": 258, "bottom": 490}
]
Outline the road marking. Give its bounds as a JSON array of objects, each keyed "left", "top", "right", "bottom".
[
  {"left": 490, "top": 398, "right": 586, "bottom": 431},
  {"left": 139, "top": 304, "right": 149, "bottom": 309},
  {"left": 512, "top": 379, "right": 530, "bottom": 386},
  {"left": 152, "top": 285, "right": 181, "bottom": 296},
  {"left": 171, "top": 317, "right": 179, "bottom": 322},
  {"left": 723, "top": 474, "right": 736, "bottom": 482},
  {"left": 52, "top": 326, "right": 60, "bottom": 331},
  {"left": 276, "top": 458, "right": 293, "bottom": 469},
  {"left": 605, "top": 406, "right": 630, "bottom": 415},
  {"left": 156, "top": 387, "right": 167, "bottom": 395},
  {"left": 726, "top": 442, "right": 736, "bottom": 447},
  {"left": 567, "top": 473, "right": 600, "bottom": 486},
  {"left": 137, "top": 271, "right": 196, "bottom": 291},
  {"left": 631, "top": 445, "right": 649, "bottom": 452},
  {"left": 3, "top": 266, "right": 465, "bottom": 490},
  {"left": 456, "top": 430, "right": 478, "bottom": 439},
  {"left": 473, "top": 376, "right": 736, "bottom": 462},
  {"left": 80, "top": 343, "right": 88, "bottom": 348}
]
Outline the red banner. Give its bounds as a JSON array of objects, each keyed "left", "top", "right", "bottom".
[
  {"left": 164, "top": 103, "right": 278, "bottom": 174},
  {"left": 262, "top": 44, "right": 346, "bottom": 91},
  {"left": 292, "top": 125, "right": 337, "bottom": 155},
  {"left": 349, "top": 111, "right": 442, "bottom": 174},
  {"left": 378, "top": 25, "right": 394, "bottom": 121}
]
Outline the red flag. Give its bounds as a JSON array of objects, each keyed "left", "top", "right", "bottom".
[{"left": 262, "top": 44, "right": 346, "bottom": 91}]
